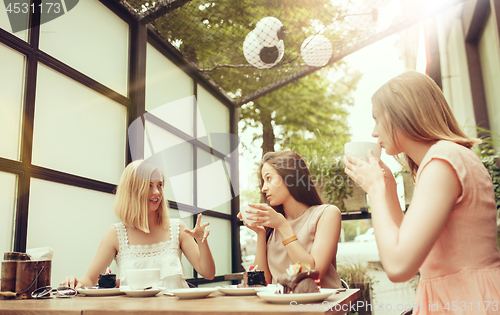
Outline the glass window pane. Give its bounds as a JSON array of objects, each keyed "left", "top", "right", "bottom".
[
  {"left": 0, "top": 4, "right": 28, "bottom": 41},
  {"left": 27, "top": 179, "right": 118, "bottom": 286},
  {"left": 196, "top": 85, "right": 230, "bottom": 155},
  {"left": 168, "top": 210, "right": 194, "bottom": 278},
  {"left": 32, "top": 64, "right": 127, "bottom": 184},
  {"left": 240, "top": 226, "right": 257, "bottom": 271},
  {"left": 0, "top": 171, "right": 17, "bottom": 255},
  {"left": 145, "top": 120, "right": 194, "bottom": 206},
  {"left": 0, "top": 43, "right": 25, "bottom": 161},
  {"left": 39, "top": 0, "right": 129, "bottom": 95},
  {"left": 146, "top": 43, "right": 194, "bottom": 136},
  {"left": 479, "top": 13, "right": 500, "bottom": 152},
  {"left": 201, "top": 217, "right": 231, "bottom": 276},
  {"left": 197, "top": 149, "right": 231, "bottom": 214}
]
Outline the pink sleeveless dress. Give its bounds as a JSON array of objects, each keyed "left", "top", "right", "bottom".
[
  {"left": 267, "top": 204, "right": 342, "bottom": 288},
  {"left": 413, "top": 141, "right": 500, "bottom": 314}
]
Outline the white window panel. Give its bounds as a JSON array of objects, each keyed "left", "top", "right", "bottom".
[
  {"left": 0, "top": 5, "right": 28, "bottom": 41},
  {"left": 146, "top": 43, "right": 194, "bottom": 136},
  {"left": 0, "top": 171, "right": 17, "bottom": 255},
  {"left": 0, "top": 43, "right": 25, "bottom": 161},
  {"left": 200, "top": 217, "right": 231, "bottom": 276},
  {"left": 27, "top": 179, "right": 118, "bottom": 286},
  {"left": 197, "top": 149, "right": 231, "bottom": 215},
  {"left": 39, "top": 0, "right": 129, "bottom": 96},
  {"left": 196, "top": 85, "right": 230, "bottom": 155},
  {"left": 168, "top": 209, "right": 194, "bottom": 278},
  {"left": 32, "top": 64, "right": 127, "bottom": 185},
  {"left": 144, "top": 120, "right": 194, "bottom": 206}
]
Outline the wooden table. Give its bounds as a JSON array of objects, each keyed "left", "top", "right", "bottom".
[{"left": 0, "top": 289, "right": 360, "bottom": 315}]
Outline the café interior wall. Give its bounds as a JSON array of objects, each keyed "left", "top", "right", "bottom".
[
  {"left": 0, "top": 0, "right": 234, "bottom": 286},
  {"left": 438, "top": 13, "right": 477, "bottom": 137},
  {"left": 478, "top": 12, "right": 500, "bottom": 152},
  {"left": 432, "top": 5, "right": 500, "bottom": 145}
]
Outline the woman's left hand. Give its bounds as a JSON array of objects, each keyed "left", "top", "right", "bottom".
[
  {"left": 246, "top": 203, "right": 286, "bottom": 230},
  {"left": 343, "top": 150, "right": 395, "bottom": 195},
  {"left": 184, "top": 213, "right": 210, "bottom": 243}
]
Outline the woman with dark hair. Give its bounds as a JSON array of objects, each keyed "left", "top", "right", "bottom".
[{"left": 239, "top": 150, "right": 342, "bottom": 288}]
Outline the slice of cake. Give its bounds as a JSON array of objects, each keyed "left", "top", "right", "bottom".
[
  {"left": 97, "top": 273, "right": 117, "bottom": 288},
  {"left": 238, "top": 266, "right": 266, "bottom": 287},
  {"left": 277, "top": 263, "right": 320, "bottom": 294}
]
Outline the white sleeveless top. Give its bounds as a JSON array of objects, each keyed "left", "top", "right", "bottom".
[{"left": 113, "top": 219, "right": 189, "bottom": 290}]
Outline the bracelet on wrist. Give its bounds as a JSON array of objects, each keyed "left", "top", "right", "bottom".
[{"left": 282, "top": 235, "right": 298, "bottom": 246}]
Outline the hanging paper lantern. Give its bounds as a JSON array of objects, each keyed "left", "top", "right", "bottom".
[
  {"left": 300, "top": 35, "right": 333, "bottom": 67},
  {"left": 253, "top": 17, "right": 285, "bottom": 47},
  {"left": 344, "top": 0, "right": 388, "bottom": 29},
  {"left": 243, "top": 31, "right": 284, "bottom": 69}
]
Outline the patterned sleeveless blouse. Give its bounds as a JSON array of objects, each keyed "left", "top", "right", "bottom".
[{"left": 113, "top": 219, "right": 189, "bottom": 290}]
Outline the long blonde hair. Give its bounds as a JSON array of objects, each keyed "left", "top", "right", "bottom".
[
  {"left": 114, "top": 160, "right": 169, "bottom": 233},
  {"left": 371, "top": 71, "right": 480, "bottom": 180}
]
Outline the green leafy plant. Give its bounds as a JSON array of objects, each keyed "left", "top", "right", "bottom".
[{"left": 473, "top": 127, "right": 500, "bottom": 249}]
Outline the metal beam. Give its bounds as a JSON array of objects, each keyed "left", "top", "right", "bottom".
[{"left": 139, "top": 0, "right": 193, "bottom": 25}]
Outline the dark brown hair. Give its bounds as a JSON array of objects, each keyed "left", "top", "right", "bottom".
[{"left": 259, "top": 150, "right": 323, "bottom": 241}]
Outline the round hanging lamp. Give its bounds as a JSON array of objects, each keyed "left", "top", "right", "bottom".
[
  {"left": 243, "top": 31, "right": 284, "bottom": 69},
  {"left": 300, "top": 35, "right": 333, "bottom": 67},
  {"left": 253, "top": 17, "right": 285, "bottom": 47}
]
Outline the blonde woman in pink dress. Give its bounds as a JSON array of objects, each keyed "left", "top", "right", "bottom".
[
  {"left": 344, "top": 71, "right": 500, "bottom": 314},
  {"left": 239, "top": 150, "right": 342, "bottom": 288}
]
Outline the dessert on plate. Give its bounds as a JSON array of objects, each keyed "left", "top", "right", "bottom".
[
  {"left": 238, "top": 265, "right": 267, "bottom": 287},
  {"left": 98, "top": 272, "right": 117, "bottom": 288},
  {"left": 277, "top": 263, "right": 320, "bottom": 294}
]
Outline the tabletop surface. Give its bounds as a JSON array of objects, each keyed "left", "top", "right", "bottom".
[{"left": 0, "top": 288, "right": 360, "bottom": 315}]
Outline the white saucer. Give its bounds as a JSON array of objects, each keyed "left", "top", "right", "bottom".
[
  {"left": 120, "top": 286, "right": 162, "bottom": 297},
  {"left": 77, "top": 287, "right": 124, "bottom": 297},
  {"left": 216, "top": 285, "right": 272, "bottom": 296},
  {"left": 257, "top": 288, "right": 338, "bottom": 304},
  {"left": 166, "top": 287, "right": 217, "bottom": 299}
]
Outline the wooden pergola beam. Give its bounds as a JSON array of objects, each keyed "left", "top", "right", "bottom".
[{"left": 139, "top": 0, "right": 193, "bottom": 25}]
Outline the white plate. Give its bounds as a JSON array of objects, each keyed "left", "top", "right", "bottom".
[
  {"left": 257, "top": 288, "right": 338, "bottom": 304},
  {"left": 166, "top": 287, "right": 217, "bottom": 299},
  {"left": 216, "top": 285, "right": 271, "bottom": 296},
  {"left": 77, "top": 287, "right": 125, "bottom": 297},
  {"left": 120, "top": 286, "right": 162, "bottom": 297}
]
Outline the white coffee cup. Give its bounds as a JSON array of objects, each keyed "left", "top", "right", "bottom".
[
  {"left": 127, "top": 268, "right": 160, "bottom": 290},
  {"left": 344, "top": 141, "right": 381, "bottom": 161},
  {"left": 240, "top": 204, "right": 268, "bottom": 225}
]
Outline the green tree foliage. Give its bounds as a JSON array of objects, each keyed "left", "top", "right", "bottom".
[
  {"left": 127, "top": 0, "right": 363, "bottom": 207},
  {"left": 241, "top": 65, "right": 361, "bottom": 154}
]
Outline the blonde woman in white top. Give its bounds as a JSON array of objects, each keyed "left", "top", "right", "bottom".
[{"left": 61, "top": 160, "right": 215, "bottom": 289}]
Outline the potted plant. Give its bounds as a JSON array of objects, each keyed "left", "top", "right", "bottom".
[{"left": 337, "top": 262, "right": 377, "bottom": 315}]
